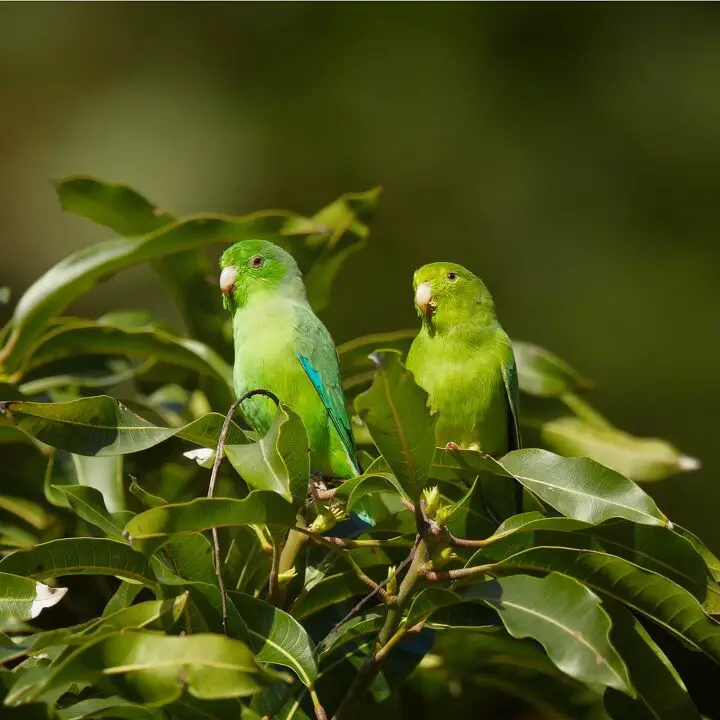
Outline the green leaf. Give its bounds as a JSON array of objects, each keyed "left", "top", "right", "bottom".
[
  {"left": 129, "top": 479, "right": 167, "bottom": 509},
  {"left": 333, "top": 471, "right": 409, "bottom": 511},
  {"left": 5, "top": 631, "right": 286, "bottom": 706},
  {"left": 57, "top": 696, "right": 161, "bottom": 720},
  {"left": 0, "top": 538, "right": 155, "bottom": 586},
  {"left": 291, "top": 188, "right": 381, "bottom": 312},
  {"left": 54, "top": 485, "right": 123, "bottom": 537},
  {"left": 0, "top": 396, "right": 246, "bottom": 456},
  {"left": 602, "top": 601, "right": 701, "bottom": 720},
  {"left": 0, "top": 572, "right": 67, "bottom": 621},
  {"left": 512, "top": 341, "right": 593, "bottom": 397},
  {"left": 124, "top": 491, "right": 296, "bottom": 555},
  {"left": 229, "top": 592, "right": 317, "bottom": 686},
  {"left": 522, "top": 395, "right": 700, "bottom": 483},
  {"left": 354, "top": 350, "right": 436, "bottom": 500},
  {"left": 0, "top": 496, "right": 48, "bottom": 530},
  {"left": 467, "top": 573, "right": 632, "bottom": 694},
  {"left": 434, "top": 447, "right": 668, "bottom": 526},
  {"left": 338, "top": 329, "right": 416, "bottom": 379},
  {"left": 482, "top": 545, "right": 720, "bottom": 664},
  {"left": 24, "top": 319, "right": 232, "bottom": 391},
  {"left": 225, "top": 404, "right": 309, "bottom": 502},
  {"left": 71, "top": 454, "right": 125, "bottom": 513}
]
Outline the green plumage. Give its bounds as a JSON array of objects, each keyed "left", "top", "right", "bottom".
[
  {"left": 220, "top": 239, "right": 357, "bottom": 479},
  {"left": 406, "top": 262, "right": 521, "bottom": 457}
]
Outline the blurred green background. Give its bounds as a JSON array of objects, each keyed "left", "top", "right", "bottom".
[{"left": 0, "top": 3, "right": 718, "bottom": 552}]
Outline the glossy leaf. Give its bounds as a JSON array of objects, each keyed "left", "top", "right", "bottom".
[
  {"left": 225, "top": 404, "right": 309, "bottom": 502},
  {"left": 355, "top": 350, "right": 436, "bottom": 499},
  {"left": 602, "top": 601, "right": 701, "bottom": 720},
  {"left": 5, "top": 631, "right": 286, "bottom": 706},
  {"left": 0, "top": 538, "right": 155, "bottom": 586},
  {"left": 466, "top": 573, "right": 632, "bottom": 693},
  {"left": 0, "top": 395, "right": 247, "bottom": 456},
  {"left": 0, "top": 573, "right": 67, "bottom": 621},
  {"left": 124, "top": 491, "right": 296, "bottom": 555},
  {"left": 229, "top": 592, "right": 317, "bottom": 686},
  {"left": 481, "top": 545, "right": 720, "bottom": 663},
  {"left": 24, "top": 319, "right": 232, "bottom": 389}
]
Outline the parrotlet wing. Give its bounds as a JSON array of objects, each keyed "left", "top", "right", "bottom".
[
  {"left": 501, "top": 354, "right": 522, "bottom": 452},
  {"left": 294, "top": 304, "right": 359, "bottom": 475}
]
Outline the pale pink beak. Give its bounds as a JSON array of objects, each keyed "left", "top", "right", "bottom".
[
  {"left": 415, "top": 282, "right": 433, "bottom": 317},
  {"left": 220, "top": 266, "right": 238, "bottom": 296}
]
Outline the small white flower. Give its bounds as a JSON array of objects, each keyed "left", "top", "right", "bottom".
[{"left": 31, "top": 582, "right": 68, "bottom": 619}]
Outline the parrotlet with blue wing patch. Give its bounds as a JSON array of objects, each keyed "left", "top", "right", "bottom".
[{"left": 219, "top": 239, "right": 359, "bottom": 481}]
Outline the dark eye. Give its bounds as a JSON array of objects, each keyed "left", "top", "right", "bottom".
[
  {"left": 447, "top": 272, "right": 457, "bottom": 281},
  {"left": 250, "top": 255, "right": 264, "bottom": 268}
]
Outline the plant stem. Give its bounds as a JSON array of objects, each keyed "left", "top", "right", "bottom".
[{"left": 333, "top": 539, "right": 428, "bottom": 720}]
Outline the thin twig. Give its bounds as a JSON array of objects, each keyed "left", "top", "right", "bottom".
[
  {"left": 207, "top": 388, "right": 280, "bottom": 634},
  {"left": 423, "top": 563, "right": 494, "bottom": 582},
  {"left": 268, "top": 534, "right": 281, "bottom": 604},
  {"left": 317, "top": 536, "right": 420, "bottom": 654},
  {"left": 292, "top": 525, "right": 411, "bottom": 550}
]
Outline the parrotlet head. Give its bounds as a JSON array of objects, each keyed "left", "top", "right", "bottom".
[
  {"left": 413, "top": 262, "right": 496, "bottom": 330},
  {"left": 219, "top": 239, "right": 304, "bottom": 311}
]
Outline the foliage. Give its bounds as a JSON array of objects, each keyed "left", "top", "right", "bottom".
[{"left": 0, "top": 177, "right": 714, "bottom": 719}]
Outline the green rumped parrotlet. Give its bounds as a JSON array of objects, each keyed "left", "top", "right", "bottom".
[
  {"left": 219, "top": 239, "right": 358, "bottom": 480},
  {"left": 406, "top": 262, "right": 521, "bottom": 457}
]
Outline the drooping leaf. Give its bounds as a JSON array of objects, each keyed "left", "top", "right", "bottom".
[
  {"left": 56, "top": 696, "right": 161, "bottom": 720},
  {"left": 466, "top": 573, "right": 632, "bottom": 694},
  {"left": 0, "top": 573, "right": 67, "bottom": 621},
  {"left": 512, "top": 341, "right": 593, "bottom": 397},
  {"left": 480, "top": 545, "right": 720, "bottom": 664},
  {"left": 225, "top": 404, "right": 309, "bottom": 502},
  {"left": 71, "top": 454, "right": 125, "bottom": 514},
  {"left": 0, "top": 538, "right": 155, "bottom": 586},
  {"left": 229, "top": 592, "right": 317, "bottom": 687},
  {"left": 602, "top": 601, "right": 701, "bottom": 720},
  {"left": 124, "top": 491, "right": 296, "bottom": 555},
  {"left": 355, "top": 350, "right": 436, "bottom": 500},
  {"left": 5, "top": 631, "right": 287, "bottom": 706},
  {"left": 338, "top": 329, "right": 416, "bottom": 379},
  {"left": 333, "top": 471, "right": 409, "bottom": 512},
  {"left": 0, "top": 396, "right": 247, "bottom": 456},
  {"left": 54, "top": 484, "right": 123, "bottom": 537},
  {"left": 23, "top": 319, "right": 232, "bottom": 391}
]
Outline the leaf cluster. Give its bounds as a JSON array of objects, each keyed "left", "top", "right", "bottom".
[{"left": 0, "top": 177, "right": 714, "bottom": 720}]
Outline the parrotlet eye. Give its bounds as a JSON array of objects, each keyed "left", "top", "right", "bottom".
[
  {"left": 447, "top": 272, "right": 457, "bottom": 281},
  {"left": 250, "top": 255, "right": 264, "bottom": 268}
]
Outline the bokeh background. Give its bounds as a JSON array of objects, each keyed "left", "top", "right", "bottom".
[{"left": 1, "top": 1, "right": 718, "bottom": 587}]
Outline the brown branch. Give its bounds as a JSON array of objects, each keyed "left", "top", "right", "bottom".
[
  {"left": 207, "top": 388, "right": 280, "bottom": 634},
  {"left": 423, "top": 563, "right": 494, "bottom": 582}
]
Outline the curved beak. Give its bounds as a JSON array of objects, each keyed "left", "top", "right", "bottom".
[
  {"left": 415, "top": 282, "right": 433, "bottom": 317},
  {"left": 220, "top": 266, "right": 238, "bottom": 296}
]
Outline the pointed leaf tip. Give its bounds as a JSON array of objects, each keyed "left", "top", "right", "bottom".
[{"left": 679, "top": 455, "right": 701, "bottom": 472}]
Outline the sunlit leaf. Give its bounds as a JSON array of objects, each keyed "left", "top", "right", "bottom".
[{"left": 0, "top": 573, "right": 67, "bottom": 622}]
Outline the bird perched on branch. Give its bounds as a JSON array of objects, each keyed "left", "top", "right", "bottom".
[
  {"left": 219, "top": 239, "right": 358, "bottom": 481},
  {"left": 406, "top": 262, "right": 521, "bottom": 458}
]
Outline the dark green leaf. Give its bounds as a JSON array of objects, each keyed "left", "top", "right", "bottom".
[
  {"left": 225, "top": 404, "right": 309, "bottom": 502},
  {"left": 467, "top": 573, "right": 632, "bottom": 693},
  {"left": 124, "top": 491, "right": 296, "bottom": 555},
  {"left": 5, "top": 631, "right": 286, "bottom": 706},
  {"left": 603, "top": 601, "right": 701, "bottom": 720},
  {"left": 338, "top": 329, "right": 416, "bottom": 379},
  {"left": 54, "top": 484, "right": 123, "bottom": 537},
  {"left": 512, "top": 341, "right": 593, "bottom": 397},
  {"left": 355, "top": 350, "right": 436, "bottom": 499},
  {"left": 229, "top": 592, "right": 317, "bottom": 686},
  {"left": 0, "top": 395, "right": 246, "bottom": 456},
  {"left": 0, "top": 538, "right": 155, "bottom": 586},
  {"left": 57, "top": 696, "right": 161, "bottom": 720}
]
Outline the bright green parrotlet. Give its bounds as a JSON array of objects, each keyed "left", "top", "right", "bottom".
[
  {"left": 219, "top": 239, "right": 358, "bottom": 479},
  {"left": 406, "top": 262, "right": 521, "bottom": 457}
]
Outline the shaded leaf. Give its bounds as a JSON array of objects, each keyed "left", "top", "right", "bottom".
[
  {"left": 57, "top": 696, "right": 161, "bottom": 720},
  {"left": 124, "top": 491, "right": 296, "bottom": 555},
  {"left": 355, "top": 350, "right": 436, "bottom": 499},
  {"left": 467, "top": 573, "right": 632, "bottom": 693},
  {"left": 0, "top": 395, "right": 246, "bottom": 456},
  {"left": 513, "top": 341, "right": 593, "bottom": 397},
  {"left": 5, "top": 631, "right": 286, "bottom": 706},
  {"left": 225, "top": 404, "right": 309, "bottom": 502},
  {"left": 54, "top": 484, "right": 123, "bottom": 537},
  {"left": 603, "top": 601, "right": 701, "bottom": 720},
  {"left": 0, "top": 538, "right": 155, "bottom": 586},
  {"left": 229, "top": 592, "right": 317, "bottom": 686}
]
